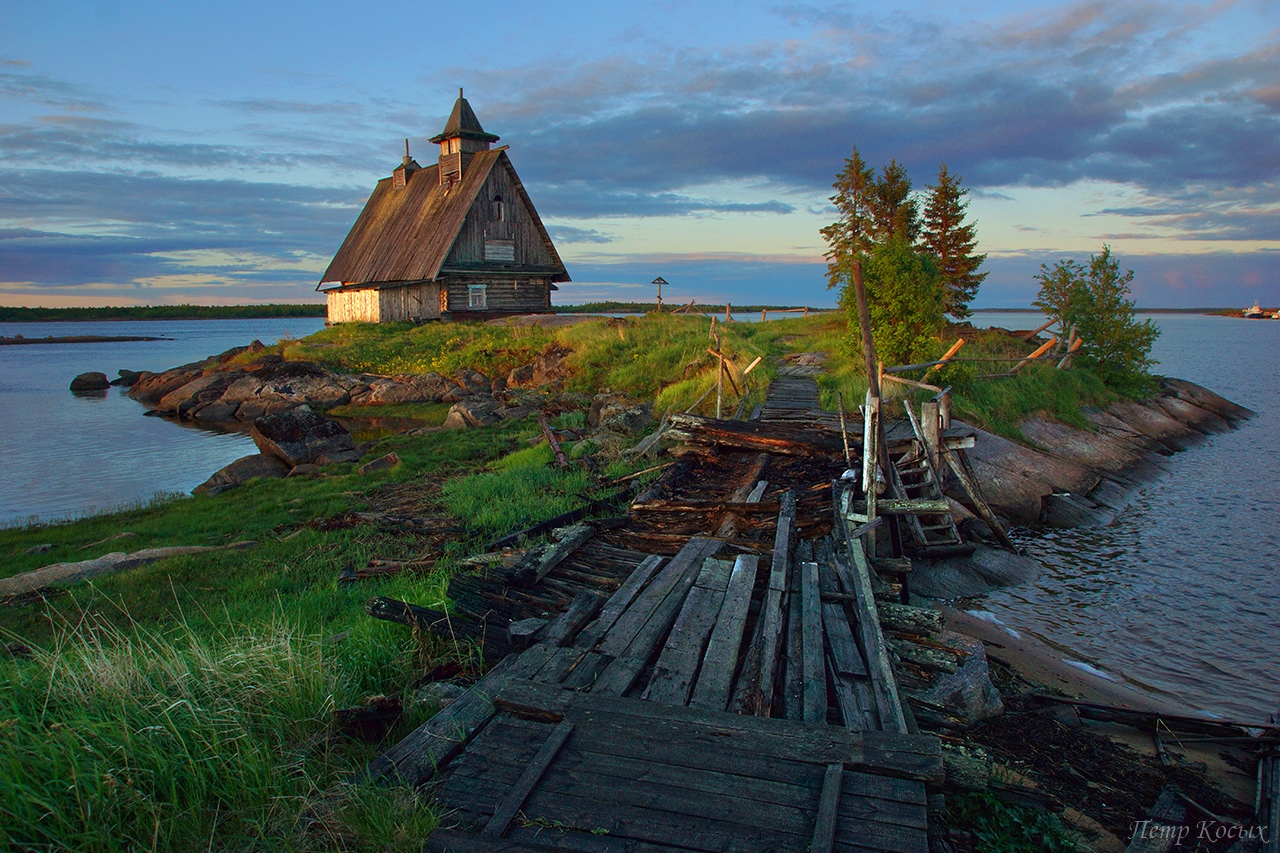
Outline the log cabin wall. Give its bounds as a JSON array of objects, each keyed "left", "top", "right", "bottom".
[
  {"left": 443, "top": 278, "right": 551, "bottom": 315},
  {"left": 379, "top": 283, "right": 441, "bottom": 322},
  {"left": 444, "top": 165, "right": 556, "bottom": 270}
]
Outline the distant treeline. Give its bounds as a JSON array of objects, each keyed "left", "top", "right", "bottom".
[
  {"left": 557, "top": 301, "right": 827, "bottom": 314},
  {"left": 0, "top": 304, "right": 328, "bottom": 322}
]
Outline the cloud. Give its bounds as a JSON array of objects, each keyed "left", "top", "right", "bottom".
[
  {"left": 463, "top": 3, "right": 1279, "bottom": 224},
  {"left": 544, "top": 225, "right": 616, "bottom": 244}
]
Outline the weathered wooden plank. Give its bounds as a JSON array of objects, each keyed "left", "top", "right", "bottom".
[
  {"left": 534, "top": 763, "right": 814, "bottom": 836},
  {"left": 494, "top": 679, "right": 943, "bottom": 783},
  {"left": 823, "top": 603, "right": 868, "bottom": 678},
  {"left": 810, "top": 763, "right": 845, "bottom": 853},
  {"left": 597, "top": 539, "right": 716, "bottom": 658},
  {"left": 554, "top": 744, "right": 821, "bottom": 809},
  {"left": 483, "top": 720, "right": 576, "bottom": 837},
  {"left": 592, "top": 537, "right": 723, "bottom": 696},
  {"left": 560, "top": 652, "right": 612, "bottom": 691},
  {"left": 841, "top": 769, "right": 928, "bottom": 807},
  {"left": 836, "top": 793, "right": 929, "bottom": 830},
  {"left": 532, "top": 646, "right": 590, "bottom": 684},
  {"left": 520, "top": 787, "right": 807, "bottom": 853},
  {"left": 642, "top": 559, "right": 733, "bottom": 706},
  {"left": 800, "top": 561, "right": 826, "bottom": 724},
  {"left": 751, "top": 490, "right": 795, "bottom": 715},
  {"left": 363, "top": 655, "right": 516, "bottom": 786},
  {"left": 693, "top": 555, "right": 734, "bottom": 591},
  {"left": 687, "top": 554, "right": 758, "bottom": 712},
  {"left": 832, "top": 487, "right": 908, "bottom": 735},
  {"left": 833, "top": 810, "right": 929, "bottom": 852},
  {"left": 427, "top": 828, "right": 628, "bottom": 853},
  {"left": 784, "top": 562, "right": 805, "bottom": 721},
  {"left": 541, "top": 591, "right": 606, "bottom": 647},
  {"left": 505, "top": 523, "right": 596, "bottom": 587},
  {"left": 573, "top": 554, "right": 665, "bottom": 650}
]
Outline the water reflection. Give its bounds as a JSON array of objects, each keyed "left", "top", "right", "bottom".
[{"left": 969, "top": 313, "right": 1280, "bottom": 721}]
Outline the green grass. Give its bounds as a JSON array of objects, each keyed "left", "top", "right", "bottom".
[
  {"left": 947, "top": 791, "right": 1080, "bottom": 852},
  {"left": 0, "top": 615, "right": 433, "bottom": 851},
  {"left": 0, "top": 421, "right": 549, "bottom": 849}
]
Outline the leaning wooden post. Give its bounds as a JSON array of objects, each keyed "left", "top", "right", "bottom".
[
  {"left": 803, "top": 305, "right": 809, "bottom": 317},
  {"left": 937, "top": 387, "right": 952, "bottom": 429},
  {"left": 837, "top": 391, "right": 853, "bottom": 469},
  {"left": 852, "top": 259, "right": 883, "bottom": 557},
  {"left": 761, "top": 308, "right": 767, "bottom": 323},
  {"left": 861, "top": 392, "right": 880, "bottom": 557},
  {"left": 1011, "top": 336, "right": 1059, "bottom": 373},
  {"left": 714, "top": 334, "right": 724, "bottom": 419},
  {"left": 537, "top": 413, "right": 568, "bottom": 468},
  {"left": 725, "top": 303, "right": 731, "bottom": 321},
  {"left": 922, "top": 400, "right": 941, "bottom": 475},
  {"left": 923, "top": 337, "right": 965, "bottom": 381},
  {"left": 1057, "top": 336, "right": 1083, "bottom": 369},
  {"left": 853, "top": 261, "right": 879, "bottom": 397}
]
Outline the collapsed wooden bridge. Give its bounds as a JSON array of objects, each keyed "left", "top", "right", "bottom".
[{"left": 363, "top": 377, "right": 992, "bottom": 852}]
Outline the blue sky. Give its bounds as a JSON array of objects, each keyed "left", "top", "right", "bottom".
[{"left": 1, "top": 0, "right": 1276, "bottom": 309}]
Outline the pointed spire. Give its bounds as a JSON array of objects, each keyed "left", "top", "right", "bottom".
[
  {"left": 402, "top": 138, "right": 411, "bottom": 166},
  {"left": 429, "top": 89, "right": 500, "bottom": 144}
]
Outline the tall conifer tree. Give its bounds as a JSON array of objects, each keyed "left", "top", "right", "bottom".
[
  {"left": 921, "top": 164, "right": 986, "bottom": 318},
  {"left": 869, "top": 159, "right": 920, "bottom": 244},
  {"left": 820, "top": 147, "right": 875, "bottom": 289}
]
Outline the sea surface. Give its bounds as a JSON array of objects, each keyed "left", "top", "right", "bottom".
[
  {"left": 971, "top": 312, "right": 1280, "bottom": 722},
  {"left": 0, "top": 318, "right": 324, "bottom": 527}
]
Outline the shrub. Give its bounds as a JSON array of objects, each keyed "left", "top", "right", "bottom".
[
  {"left": 838, "top": 239, "right": 944, "bottom": 367},
  {"left": 1033, "top": 246, "right": 1159, "bottom": 394}
]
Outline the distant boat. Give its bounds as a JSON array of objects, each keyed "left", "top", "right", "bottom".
[{"left": 1243, "top": 301, "right": 1265, "bottom": 318}]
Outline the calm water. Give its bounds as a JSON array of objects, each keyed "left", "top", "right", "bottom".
[
  {"left": 973, "top": 312, "right": 1280, "bottom": 721},
  {"left": 0, "top": 318, "right": 324, "bottom": 526}
]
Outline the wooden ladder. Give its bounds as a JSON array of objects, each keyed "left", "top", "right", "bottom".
[{"left": 889, "top": 403, "right": 970, "bottom": 556}]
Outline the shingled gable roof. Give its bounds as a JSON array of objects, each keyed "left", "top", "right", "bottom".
[{"left": 318, "top": 149, "right": 569, "bottom": 288}]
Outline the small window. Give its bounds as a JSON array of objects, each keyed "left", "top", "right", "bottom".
[
  {"left": 468, "top": 285, "right": 487, "bottom": 309},
  {"left": 491, "top": 195, "right": 504, "bottom": 221}
]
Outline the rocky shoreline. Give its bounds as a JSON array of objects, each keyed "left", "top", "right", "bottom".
[
  {"left": 97, "top": 340, "right": 1256, "bottom": 537},
  {"left": 102, "top": 341, "right": 653, "bottom": 496}
]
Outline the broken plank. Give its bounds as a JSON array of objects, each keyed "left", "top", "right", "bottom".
[
  {"left": 800, "top": 561, "right": 826, "bottom": 723},
  {"left": 751, "top": 490, "right": 795, "bottom": 716},
  {"left": 832, "top": 484, "right": 908, "bottom": 735},
  {"left": 691, "top": 553, "right": 760, "bottom": 712},
  {"left": 541, "top": 592, "right": 607, "bottom": 648},
  {"left": 573, "top": 554, "right": 665, "bottom": 650},
  {"left": 642, "top": 560, "right": 732, "bottom": 705},
  {"left": 482, "top": 719, "right": 576, "bottom": 837},
  {"left": 810, "top": 763, "right": 844, "bottom": 853},
  {"left": 363, "top": 655, "right": 517, "bottom": 786},
  {"left": 505, "top": 523, "right": 596, "bottom": 587},
  {"left": 592, "top": 537, "right": 723, "bottom": 696}
]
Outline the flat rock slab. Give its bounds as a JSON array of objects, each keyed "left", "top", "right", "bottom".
[{"left": 0, "top": 542, "right": 256, "bottom": 596}]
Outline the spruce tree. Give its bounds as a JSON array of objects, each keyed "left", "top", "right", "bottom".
[
  {"left": 820, "top": 147, "right": 876, "bottom": 290},
  {"left": 921, "top": 164, "right": 987, "bottom": 319},
  {"left": 869, "top": 159, "right": 920, "bottom": 244}
]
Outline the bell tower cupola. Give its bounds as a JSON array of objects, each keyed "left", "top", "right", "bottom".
[{"left": 430, "top": 88, "right": 500, "bottom": 185}]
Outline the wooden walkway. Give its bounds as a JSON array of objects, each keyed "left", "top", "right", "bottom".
[{"left": 367, "top": 379, "right": 952, "bottom": 852}]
